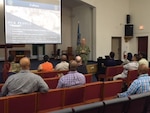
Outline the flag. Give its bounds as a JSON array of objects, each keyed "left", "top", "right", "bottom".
[{"left": 77, "top": 22, "right": 81, "bottom": 46}]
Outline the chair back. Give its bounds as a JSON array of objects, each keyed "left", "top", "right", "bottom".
[
  {"left": 0, "top": 83, "right": 3, "bottom": 91},
  {"left": 50, "top": 108, "right": 73, "bottom": 113},
  {"left": 115, "top": 65, "right": 123, "bottom": 74},
  {"left": 63, "top": 86, "right": 85, "bottom": 107},
  {"left": 102, "top": 80, "right": 123, "bottom": 100},
  {"left": 99, "top": 66, "right": 118, "bottom": 81},
  {"left": 127, "top": 93, "right": 148, "bottom": 113},
  {"left": 0, "top": 97, "right": 7, "bottom": 113},
  {"left": 7, "top": 93, "right": 37, "bottom": 113},
  {"left": 84, "top": 74, "right": 92, "bottom": 83},
  {"left": 39, "top": 71, "right": 58, "bottom": 78},
  {"left": 37, "top": 89, "right": 63, "bottom": 112},
  {"left": 103, "top": 97, "right": 129, "bottom": 113},
  {"left": 44, "top": 77, "right": 59, "bottom": 89},
  {"left": 84, "top": 81, "right": 103, "bottom": 103},
  {"left": 73, "top": 101, "right": 104, "bottom": 113},
  {"left": 127, "top": 70, "right": 138, "bottom": 87}
]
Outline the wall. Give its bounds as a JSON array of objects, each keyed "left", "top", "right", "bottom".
[
  {"left": 80, "top": 0, "right": 130, "bottom": 60},
  {"left": 57, "top": 7, "right": 72, "bottom": 53},
  {"left": 71, "top": 5, "right": 93, "bottom": 60},
  {"left": 129, "top": 0, "right": 150, "bottom": 60}
]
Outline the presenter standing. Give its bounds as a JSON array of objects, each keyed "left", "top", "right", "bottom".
[{"left": 76, "top": 38, "right": 90, "bottom": 65}]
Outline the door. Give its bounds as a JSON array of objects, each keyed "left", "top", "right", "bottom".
[
  {"left": 137, "top": 36, "right": 148, "bottom": 59},
  {"left": 111, "top": 37, "right": 121, "bottom": 60}
]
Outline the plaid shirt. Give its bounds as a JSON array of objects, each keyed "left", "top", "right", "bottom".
[
  {"left": 57, "top": 71, "right": 86, "bottom": 88},
  {"left": 118, "top": 74, "right": 150, "bottom": 98}
]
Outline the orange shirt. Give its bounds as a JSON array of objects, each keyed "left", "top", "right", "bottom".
[{"left": 40, "top": 62, "right": 54, "bottom": 72}]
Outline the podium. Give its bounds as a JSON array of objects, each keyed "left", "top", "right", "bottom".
[{"left": 9, "top": 50, "right": 30, "bottom": 62}]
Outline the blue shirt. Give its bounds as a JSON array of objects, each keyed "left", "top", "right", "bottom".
[
  {"left": 118, "top": 74, "right": 150, "bottom": 98},
  {"left": 57, "top": 71, "right": 86, "bottom": 88}
]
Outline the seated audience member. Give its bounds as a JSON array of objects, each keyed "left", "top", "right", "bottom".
[
  {"left": 38, "top": 55, "right": 54, "bottom": 72},
  {"left": 75, "top": 56, "right": 88, "bottom": 74},
  {"left": 1, "top": 57, "right": 49, "bottom": 96},
  {"left": 2, "top": 55, "right": 21, "bottom": 82},
  {"left": 113, "top": 54, "right": 139, "bottom": 80},
  {"left": 139, "top": 58, "right": 149, "bottom": 67},
  {"left": 7, "top": 55, "right": 21, "bottom": 73},
  {"left": 104, "top": 51, "right": 117, "bottom": 67},
  {"left": 57, "top": 60, "right": 86, "bottom": 88},
  {"left": 127, "top": 52, "right": 133, "bottom": 62},
  {"left": 118, "top": 62, "right": 150, "bottom": 98},
  {"left": 122, "top": 52, "right": 131, "bottom": 65},
  {"left": 138, "top": 52, "right": 149, "bottom": 67},
  {"left": 55, "top": 55, "right": 69, "bottom": 71}
]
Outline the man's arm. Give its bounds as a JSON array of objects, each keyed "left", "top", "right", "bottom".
[
  {"left": 118, "top": 80, "right": 138, "bottom": 98},
  {"left": 38, "top": 77, "right": 49, "bottom": 93},
  {"left": 1, "top": 82, "right": 9, "bottom": 96},
  {"left": 56, "top": 78, "right": 63, "bottom": 88}
]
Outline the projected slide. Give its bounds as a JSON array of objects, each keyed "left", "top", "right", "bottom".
[{"left": 5, "top": 0, "right": 61, "bottom": 44}]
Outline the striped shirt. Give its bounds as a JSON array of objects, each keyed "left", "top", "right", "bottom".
[
  {"left": 118, "top": 74, "right": 150, "bottom": 98},
  {"left": 57, "top": 71, "right": 86, "bottom": 88}
]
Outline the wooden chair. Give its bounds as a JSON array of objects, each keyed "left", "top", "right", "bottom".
[
  {"left": 0, "top": 83, "right": 4, "bottom": 91},
  {"left": 115, "top": 65, "right": 123, "bottom": 75},
  {"left": 7, "top": 93, "right": 37, "bottom": 113},
  {"left": 0, "top": 97, "right": 7, "bottom": 113},
  {"left": 73, "top": 101, "right": 104, "bottom": 113},
  {"left": 63, "top": 86, "right": 85, "bottom": 108},
  {"left": 143, "top": 92, "right": 150, "bottom": 113},
  {"left": 103, "top": 97, "right": 129, "bottom": 113},
  {"left": 102, "top": 80, "right": 123, "bottom": 100},
  {"left": 98, "top": 66, "right": 118, "bottom": 81},
  {"left": 39, "top": 71, "right": 58, "bottom": 78},
  {"left": 49, "top": 108, "right": 73, "bottom": 113},
  {"left": 38, "top": 70, "right": 68, "bottom": 78},
  {"left": 57, "top": 70, "right": 68, "bottom": 77},
  {"left": 84, "top": 81, "right": 103, "bottom": 103},
  {"left": 84, "top": 74, "right": 92, "bottom": 83},
  {"left": 126, "top": 70, "right": 138, "bottom": 87},
  {"left": 37, "top": 89, "right": 64, "bottom": 112},
  {"left": 127, "top": 93, "right": 148, "bottom": 113},
  {"left": 44, "top": 77, "right": 59, "bottom": 89}
]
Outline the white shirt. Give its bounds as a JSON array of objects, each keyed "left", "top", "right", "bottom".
[
  {"left": 121, "top": 61, "right": 139, "bottom": 77},
  {"left": 55, "top": 61, "right": 69, "bottom": 71}
]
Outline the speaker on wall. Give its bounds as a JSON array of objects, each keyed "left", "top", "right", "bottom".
[
  {"left": 126, "top": 15, "right": 130, "bottom": 24},
  {"left": 125, "top": 24, "right": 133, "bottom": 36}
]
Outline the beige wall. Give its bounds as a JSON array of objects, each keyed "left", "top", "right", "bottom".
[{"left": 0, "top": 0, "right": 150, "bottom": 61}]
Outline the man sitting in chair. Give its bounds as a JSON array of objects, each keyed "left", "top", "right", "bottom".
[
  {"left": 1, "top": 57, "right": 49, "bottom": 96},
  {"left": 118, "top": 59, "right": 150, "bottom": 98},
  {"left": 57, "top": 60, "right": 86, "bottom": 88}
]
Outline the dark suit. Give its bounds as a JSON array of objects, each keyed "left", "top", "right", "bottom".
[
  {"left": 77, "top": 65, "right": 88, "bottom": 74},
  {"left": 104, "top": 59, "right": 117, "bottom": 67}
]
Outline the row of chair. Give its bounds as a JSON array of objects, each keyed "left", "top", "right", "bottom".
[
  {"left": 0, "top": 80, "right": 123, "bottom": 113},
  {"left": 43, "top": 74, "right": 92, "bottom": 89},
  {"left": 98, "top": 65, "right": 140, "bottom": 87},
  {"left": 0, "top": 74, "right": 93, "bottom": 90},
  {"left": 33, "top": 70, "right": 69, "bottom": 78},
  {"left": 50, "top": 92, "right": 150, "bottom": 113},
  {"left": 98, "top": 65, "right": 124, "bottom": 81}
]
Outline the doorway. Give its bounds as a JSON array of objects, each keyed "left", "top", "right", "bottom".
[
  {"left": 137, "top": 36, "right": 148, "bottom": 59},
  {"left": 111, "top": 37, "right": 122, "bottom": 60}
]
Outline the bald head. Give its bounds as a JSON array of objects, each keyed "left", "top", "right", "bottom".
[
  {"left": 61, "top": 55, "right": 67, "bottom": 61},
  {"left": 138, "top": 64, "right": 149, "bottom": 75},
  {"left": 19, "top": 57, "right": 30, "bottom": 70},
  {"left": 69, "top": 60, "right": 78, "bottom": 71},
  {"left": 75, "top": 56, "right": 82, "bottom": 65}
]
